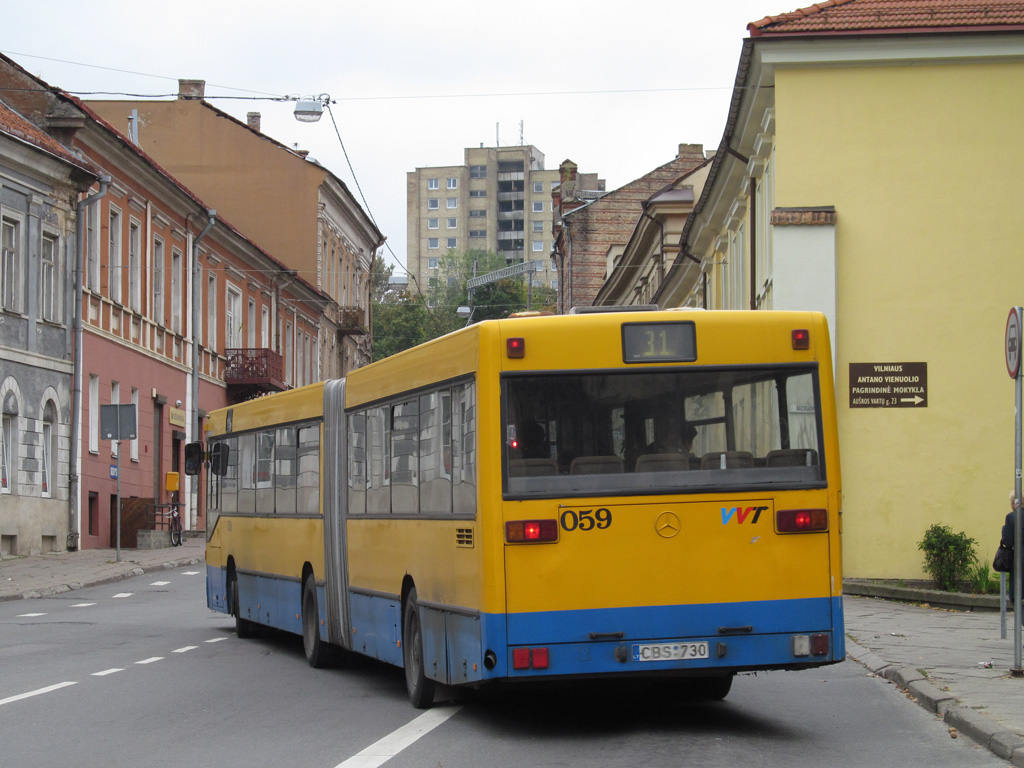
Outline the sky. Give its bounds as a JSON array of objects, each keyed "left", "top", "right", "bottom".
[{"left": 1, "top": 0, "right": 785, "bottom": 274}]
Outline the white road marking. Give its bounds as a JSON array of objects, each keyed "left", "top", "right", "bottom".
[
  {"left": 172, "top": 646, "right": 197, "bottom": 653},
  {"left": 135, "top": 657, "right": 163, "bottom": 665},
  {"left": 150, "top": 581, "right": 171, "bottom": 586},
  {"left": 204, "top": 637, "right": 227, "bottom": 644},
  {"left": 182, "top": 571, "right": 200, "bottom": 575},
  {"left": 333, "top": 705, "right": 462, "bottom": 768},
  {"left": 92, "top": 669, "right": 124, "bottom": 677},
  {"left": 17, "top": 613, "right": 46, "bottom": 618},
  {"left": 112, "top": 593, "right": 132, "bottom": 599},
  {"left": 72, "top": 603, "right": 96, "bottom": 608},
  {"left": 0, "top": 682, "right": 77, "bottom": 707}
]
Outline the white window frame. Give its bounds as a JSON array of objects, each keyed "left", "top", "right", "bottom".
[
  {"left": 1, "top": 214, "right": 24, "bottom": 313},
  {"left": 171, "top": 248, "right": 183, "bottom": 334},
  {"left": 108, "top": 207, "right": 122, "bottom": 304},
  {"left": 428, "top": 238, "right": 439, "bottom": 250},
  {"left": 446, "top": 198, "right": 458, "bottom": 209},
  {"left": 128, "top": 219, "right": 141, "bottom": 312},
  {"left": 226, "top": 283, "right": 243, "bottom": 349},
  {"left": 152, "top": 236, "right": 165, "bottom": 326},
  {"left": 130, "top": 387, "right": 139, "bottom": 462},
  {"left": 40, "top": 232, "right": 59, "bottom": 323},
  {"left": 532, "top": 240, "right": 544, "bottom": 252},
  {"left": 446, "top": 238, "right": 457, "bottom": 249},
  {"left": 0, "top": 412, "right": 12, "bottom": 494},
  {"left": 447, "top": 177, "right": 458, "bottom": 189},
  {"left": 446, "top": 218, "right": 457, "bottom": 229},
  {"left": 427, "top": 178, "right": 439, "bottom": 190},
  {"left": 207, "top": 273, "right": 217, "bottom": 352},
  {"left": 86, "top": 203, "right": 100, "bottom": 291},
  {"left": 110, "top": 381, "right": 120, "bottom": 458},
  {"left": 261, "top": 306, "right": 270, "bottom": 348},
  {"left": 427, "top": 257, "right": 439, "bottom": 269},
  {"left": 88, "top": 374, "right": 99, "bottom": 454},
  {"left": 247, "top": 298, "right": 257, "bottom": 347},
  {"left": 533, "top": 181, "right": 543, "bottom": 194},
  {"left": 427, "top": 218, "right": 439, "bottom": 230},
  {"left": 427, "top": 198, "right": 439, "bottom": 210},
  {"left": 532, "top": 202, "right": 544, "bottom": 213}
]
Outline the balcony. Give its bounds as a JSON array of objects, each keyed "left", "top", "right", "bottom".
[
  {"left": 225, "top": 348, "right": 287, "bottom": 401},
  {"left": 337, "top": 305, "right": 368, "bottom": 335}
]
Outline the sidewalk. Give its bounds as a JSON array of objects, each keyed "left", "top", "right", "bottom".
[
  {"left": 0, "top": 535, "right": 205, "bottom": 601},
  {"left": 4, "top": 543, "right": 1024, "bottom": 763},
  {"left": 845, "top": 594, "right": 1024, "bottom": 765}
]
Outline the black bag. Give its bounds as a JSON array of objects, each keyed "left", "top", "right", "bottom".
[{"left": 994, "top": 544, "right": 1013, "bottom": 573}]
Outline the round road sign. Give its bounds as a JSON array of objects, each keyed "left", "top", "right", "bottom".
[{"left": 1007, "top": 307, "right": 1021, "bottom": 379}]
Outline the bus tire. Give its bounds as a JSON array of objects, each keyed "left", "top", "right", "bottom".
[
  {"left": 230, "top": 571, "right": 256, "bottom": 639},
  {"left": 689, "top": 674, "right": 733, "bottom": 701},
  {"left": 402, "top": 588, "right": 435, "bottom": 708},
  {"left": 302, "top": 576, "right": 327, "bottom": 669}
]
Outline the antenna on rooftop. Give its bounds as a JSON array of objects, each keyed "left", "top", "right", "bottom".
[{"left": 520, "top": 120, "right": 524, "bottom": 146}]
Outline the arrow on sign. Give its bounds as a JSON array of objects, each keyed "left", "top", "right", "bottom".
[{"left": 901, "top": 396, "right": 924, "bottom": 405}]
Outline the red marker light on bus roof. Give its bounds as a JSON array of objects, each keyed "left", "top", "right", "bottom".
[
  {"left": 792, "top": 329, "right": 810, "bottom": 350},
  {"left": 507, "top": 337, "right": 526, "bottom": 358}
]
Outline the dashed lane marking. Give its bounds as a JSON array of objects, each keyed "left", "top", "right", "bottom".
[
  {"left": 0, "top": 682, "right": 77, "bottom": 707},
  {"left": 332, "top": 705, "right": 462, "bottom": 768},
  {"left": 173, "top": 646, "right": 197, "bottom": 653},
  {"left": 204, "top": 637, "right": 228, "bottom": 644},
  {"left": 112, "top": 593, "right": 132, "bottom": 599},
  {"left": 135, "top": 657, "right": 163, "bottom": 665},
  {"left": 92, "top": 669, "right": 124, "bottom": 677},
  {"left": 72, "top": 603, "right": 96, "bottom": 608},
  {"left": 182, "top": 571, "right": 200, "bottom": 575},
  {"left": 150, "top": 581, "right": 171, "bottom": 586},
  {"left": 17, "top": 613, "right": 46, "bottom": 618}
]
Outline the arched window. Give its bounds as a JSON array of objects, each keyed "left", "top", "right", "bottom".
[
  {"left": 41, "top": 400, "right": 57, "bottom": 498},
  {"left": 1, "top": 389, "right": 19, "bottom": 495}
]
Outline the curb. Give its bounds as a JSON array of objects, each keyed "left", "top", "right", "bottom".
[
  {"left": 847, "top": 638, "right": 1024, "bottom": 765},
  {"left": 844, "top": 580, "right": 1000, "bottom": 611},
  {"left": 0, "top": 554, "right": 204, "bottom": 602}
]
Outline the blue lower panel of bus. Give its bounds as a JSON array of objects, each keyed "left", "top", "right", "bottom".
[
  {"left": 487, "top": 596, "right": 845, "bottom": 679},
  {"left": 206, "top": 565, "right": 307, "bottom": 638}
]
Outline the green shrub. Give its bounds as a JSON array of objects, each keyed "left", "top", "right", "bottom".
[{"left": 918, "top": 524, "right": 978, "bottom": 592}]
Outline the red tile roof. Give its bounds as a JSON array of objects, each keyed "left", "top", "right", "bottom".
[
  {"left": 749, "top": 0, "right": 1024, "bottom": 37},
  {"left": 0, "top": 99, "right": 98, "bottom": 177}
]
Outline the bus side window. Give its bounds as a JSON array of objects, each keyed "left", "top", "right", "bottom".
[{"left": 296, "top": 424, "right": 320, "bottom": 515}]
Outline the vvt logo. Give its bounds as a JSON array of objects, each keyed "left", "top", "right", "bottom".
[{"left": 721, "top": 506, "right": 769, "bottom": 525}]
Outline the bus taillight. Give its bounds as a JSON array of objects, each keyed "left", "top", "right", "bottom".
[
  {"left": 792, "top": 329, "right": 810, "bottom": 349},
  {"left": 506, "top": 520, "right": 558, "bottom": 543},
  {"left": 512, "top": 647, "right": 550, "bottom": 669},
  {"left": 776, "top": 508, "right": 828, "bottom": 533}
]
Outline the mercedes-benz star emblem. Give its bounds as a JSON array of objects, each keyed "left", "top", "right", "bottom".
[{"left": 655, "top": 511, "right": 681, "bottom": 538}]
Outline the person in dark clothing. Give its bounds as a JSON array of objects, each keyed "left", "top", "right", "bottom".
[{"left": 1000, "top": 491, "right": 1022, "bottom": 600}]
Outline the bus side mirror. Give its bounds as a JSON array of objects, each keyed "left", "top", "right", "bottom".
[
  {"left": 210, "top": 442, "right": 230, "bottom": 477},
  {"left": 184, "top": 442, "right": 204, "bottom": 475}
]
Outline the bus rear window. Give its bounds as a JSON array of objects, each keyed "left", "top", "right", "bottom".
[{"left": 503, "top": 365, "right": 824, "bottom": 498}]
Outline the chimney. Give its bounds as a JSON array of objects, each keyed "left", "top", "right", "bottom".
[
  {"left": 247, "top": 112, "right": 261, "bottom": 132},
  {"left": 178, "top": 79, "right": 206, "bottom": 100}
]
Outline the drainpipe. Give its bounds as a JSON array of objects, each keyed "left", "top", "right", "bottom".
[
  {"left": 189, "top": 210, "right": 215, "bottom": 530},
  {"left": 640, "top": 207, "right": 666, "bottom": 288},
  {"left": 69, "top": 175, "right": 109, "bottom": 550}
]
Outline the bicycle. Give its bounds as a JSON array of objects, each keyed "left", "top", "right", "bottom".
[{"left": 165, "top": 502, "right": 183, "bottom": 547}]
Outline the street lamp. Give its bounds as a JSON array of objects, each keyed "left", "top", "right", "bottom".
[{"left": 293, "top": 94, "right": 330, "bottom": 123}]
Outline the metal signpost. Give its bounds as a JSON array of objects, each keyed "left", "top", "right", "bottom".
[
  {"left": 100, "top": 403, "right": 137, "bottom": 563},
  {"left": 1006, "top": 307, "right": 1022, "bottom": 674}
]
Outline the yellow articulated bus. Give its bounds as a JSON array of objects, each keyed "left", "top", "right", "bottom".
[{"left": 194, "top": 308, "right": 844, "bottom": 707}]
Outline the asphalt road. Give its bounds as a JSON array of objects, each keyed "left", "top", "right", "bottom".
[{"left": 0, "top": 568, "right": 1010, "bottom": 768}]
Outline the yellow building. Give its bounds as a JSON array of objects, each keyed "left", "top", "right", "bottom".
[{"left": 663, "top": 0, "right": 1024, "bottom": 577}]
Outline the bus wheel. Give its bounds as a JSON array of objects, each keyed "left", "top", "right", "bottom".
[
  {"left": 302, "top": 576, "right": 327, "bottom": 669},
  {"left": 689, "top": 674, "right": 733, "bottom": 701},
  {"left": 230, "top": 571, "right": 256, "bottom": 639},
  {"left": 402, "top": 588, "right": 435, "bottom": 708}
]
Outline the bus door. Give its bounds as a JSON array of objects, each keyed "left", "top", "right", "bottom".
[{"left": 322, "top": 379, "right": 351, "bottom": 650}]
